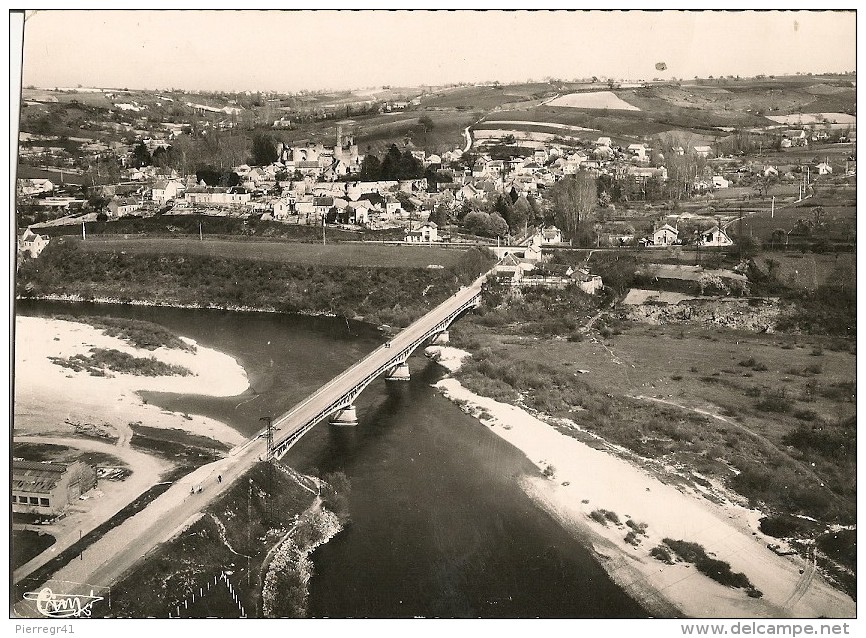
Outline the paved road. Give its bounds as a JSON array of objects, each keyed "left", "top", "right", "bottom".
[{"left": 12, "top": 275, "right": 485, "bottom": 618}]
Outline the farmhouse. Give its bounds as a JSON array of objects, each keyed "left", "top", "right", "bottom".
[
  {"left": 693, "top": 145, "right": 713, "bottom": 158},
  {"left": 12, "top": 459, "right": 97, "bottom": 515},
  {"left": 652, "top": 224, "right": 679, "bottom": 246},
  {"left": 698, "top": 225, "right": 734, "bottom": 247},
  {"left": 712, "top": 175, "right": 730, "bottom": 189},
  {"left": 782, "top": 129, "right": 808, "bottom": 147}
]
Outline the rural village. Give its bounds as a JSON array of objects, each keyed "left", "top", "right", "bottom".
[{"left": 12, "top": 9, "right": 857, "bottom": 627}]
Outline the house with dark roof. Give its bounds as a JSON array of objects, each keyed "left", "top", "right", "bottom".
[{"left": 12, "top": 459, "right": 97, "bottom": 515}]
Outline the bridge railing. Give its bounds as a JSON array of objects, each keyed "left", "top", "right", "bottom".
[{"left": 270, "top": 282, "right": 483, "bottom": 452}]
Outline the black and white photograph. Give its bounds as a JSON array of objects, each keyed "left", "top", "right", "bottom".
[{"left": 7, "top": 6, "right": 858, "bottom": 630}]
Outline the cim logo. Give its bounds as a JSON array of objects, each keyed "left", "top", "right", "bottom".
[{"left": 22, "top": 587, "right": 104, "bottom": 618}]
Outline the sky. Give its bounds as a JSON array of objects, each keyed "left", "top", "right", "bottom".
[{"left": 19, "top": 9, "right": 857, "bottom": 93}]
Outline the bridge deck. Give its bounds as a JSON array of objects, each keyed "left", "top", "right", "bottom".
[{"left": 270, "top": 275, "right": 485, "bottom": 457}]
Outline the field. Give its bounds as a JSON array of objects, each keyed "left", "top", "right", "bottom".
[
  {"left": 450, "top": 315, "right": 856, "bottom": 529},
  {"left": 752, "top": 253, "right": 856, "bottom": 291},
  {"left": 75, "top": 237, "right": 467, "bottom": 268},
  {"left": 546, "top": 91, "right": 641, "bottom": 111},
  {"left": 420, "top": 83, "right": 555, "bottom": 110},
  {"left": 270, "top": 109, "right": 476, "bottom": 154},
  {"left": 736, "top": 192, "right": 856, "bottom": 243},
  {"left": 766, "top": 113, "right": 856, "bottom": 125}
]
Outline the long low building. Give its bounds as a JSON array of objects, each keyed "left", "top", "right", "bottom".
[{"left": 12, "top": 459, "right": 97, "bottom": 515}]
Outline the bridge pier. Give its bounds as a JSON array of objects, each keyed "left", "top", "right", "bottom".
[
  {"left": 329, "top": 404, "right": 358, "bottom": 426},
  {"left": 385, "top": 362, "right": 411, "bottom": 381},
  {"left": 432, "top": 330, "right": 450, "bottom": 345}
]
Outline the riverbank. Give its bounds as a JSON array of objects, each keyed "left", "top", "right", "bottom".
[
  {"left": 14, "top": 315, "right": 250, "bottom": 447},
  {"left": 428, "top": 345, "right": 855, "bottom": 619}
]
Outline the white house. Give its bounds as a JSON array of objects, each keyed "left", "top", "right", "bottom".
[
  {"left": 405, "top": 221, "right": 438, "bottom": 243},
  {"left": 816, "top": 162, "right": 833, "bottom": 175},
  {"left": 151, "top": 179, "right": 184, "bottom": 205},
  {"left": 596, "top": 136, "right": 612, "bottom": 147},
  {"left": 273, "top": 199, "right": 293, "bottom": 220},
  {"left": 712, "top": 175, "right": 730, "bottom": 189},
  {"left": 18, "top": 228, "right": 49, "bottom": 258},
  {"left": 627, "top": 143, "right": 648, "bottom": 160},
  {"left": 18, "top": 178, "right": 55, "bottom": 197},
  {"left": 652, "top": 224, "right": 679, "bottom": 246},
  {"left": 698, "top": 226, "right": 734, "bottom": 247},
  {"left": 540, "top": 226, "right": 563, "bottom": 244},
  {"left": 693, "top": 145, "right": 713, "bottom": 158}
]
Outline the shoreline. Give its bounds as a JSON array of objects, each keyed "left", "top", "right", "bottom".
[
  {"left": 14, "top": 315, "right": 251, "bottom": 448},
  {"left": 17, "top": 293, "right": 346, "bottom": 320},
  {"left": 427, "top": 345, "right": 855, "bottom": 619}
]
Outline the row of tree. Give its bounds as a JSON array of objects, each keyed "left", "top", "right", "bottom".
[{"left": 359, "top": 144, "right": 425, "bottom": 181}]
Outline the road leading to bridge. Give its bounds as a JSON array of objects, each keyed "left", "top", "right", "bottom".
[{"left": 12, "top": 273, "right": 487, "bottom": 618}]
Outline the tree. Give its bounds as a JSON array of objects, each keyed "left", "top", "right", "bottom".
[
  {"left": 770, "top": 228, "right": 787, "bottom": 250},
  {"left": 488, "top": 212, "right": 509, "bottom": 238},
  {"left": 417, "top": 115, "right": 435, "bottom": 132},
  {"left": 359, "top": 154, "right": 382, "bottom": 181},
  {"left": 251, "top": 133, "right": 278, "bottom": 166},
  {"left": 132, "top": 141, "right": 152, "bottom": 167},
  {"left": 464, "top": 211, "right": 492, "bottom": 236},
  {"left": 430, "top": 202, "right": 451, "bottom": 227},
  {"left": 549, "top": 170, "right": 596, "bottom": 242},
  {"left": 811, "top": 206, "right": 826, "bottom": 233}
]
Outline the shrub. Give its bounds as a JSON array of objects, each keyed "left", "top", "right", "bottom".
[
  {"left": 803, "top": 363, "right": 823, "bottom": 375},
  {"left": 589, "top": 510, "right": 608, "bottom": 526},
  {"left": 662, "top": 538, "right": 758, "bottom": 591},
  {"left": 756, "top": 389, "right": 789, "bottom": 413},
  {"left": 542, "top": 464, "right": 557, "bottom": 479},
  {"left": 650, "top": 545, "right": 674, "bottom": 564}
]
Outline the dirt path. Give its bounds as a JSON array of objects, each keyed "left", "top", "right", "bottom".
[{"left": 13, "top": 434, "right": 169, "bottom": 583}]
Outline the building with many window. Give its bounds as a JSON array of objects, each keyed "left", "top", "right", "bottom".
[{"left": 12, "top": 460, "right": 97, "bottom": 515}]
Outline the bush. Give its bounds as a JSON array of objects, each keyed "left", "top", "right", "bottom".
[
  {"left": 662, "top": 538, "right": 758, "bottom": 592},
  {"left": 49, "top": 348, "right": 191, "bottom": 377},
  {"left": 755, "top": 389, "right": 789, "bottom": 413},
  {"left": 589, "top": 510, "right": 608, "bottom": 526},
  {"left": 650, "top": 545, "right": 674, "bottom": 564}
]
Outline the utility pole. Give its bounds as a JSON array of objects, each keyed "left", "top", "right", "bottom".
[
  {"left": 771, "top": 195, "right": 775, "bottom": 219},
  {"left": 199, "top": 221, "right": 203, "bottom": 241}
]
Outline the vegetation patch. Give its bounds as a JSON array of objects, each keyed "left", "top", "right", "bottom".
[
  {"left": 53, "top": 315, "right": 196, "bottom": 352},
  {"left": 661, "top": 538, "right": 762, "bottom": 597},
  {"left": 19, "top": 241, "right": 494, "bottom": 329},
  {"left": 107, "top": 463, "right": 350, "bottom": 618},
  {"left": 50, "top": 348, "right": 192, "bottom": 377}
]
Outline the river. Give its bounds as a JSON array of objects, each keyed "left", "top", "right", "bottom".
[{"left": 17, "top": 300, "right": 648, "bottom": 618}]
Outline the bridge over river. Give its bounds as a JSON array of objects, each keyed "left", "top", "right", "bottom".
[
  {"left": 268, "top": 274, "right": 484, "bottom": 458},
  {"left": 13, "top": 274, "right": 486, "bottom": 616}
]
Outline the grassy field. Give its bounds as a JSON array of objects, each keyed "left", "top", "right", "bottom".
[
  {"left": 736, "top": 195, "right": 856, "bottom": 242},
  {"left": 752, "top": 253, "right": 856, "bottom": 291},
  {"left": 450, "top": 317, "right": 855, "bottom": 527},
  {"left": 76, "top": 237, "right": 468, "bottom": 268}
]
